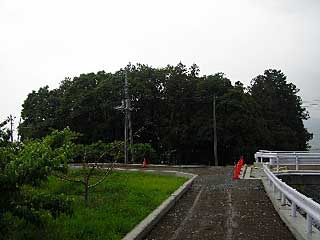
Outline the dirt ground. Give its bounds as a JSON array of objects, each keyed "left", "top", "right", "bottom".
[{"left": 144, "top": 167, "right": 295, "bottom": 240}]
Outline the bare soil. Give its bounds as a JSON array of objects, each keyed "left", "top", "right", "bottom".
[{"left": 144, "top": 167, "right": 295, "bottom": 240}]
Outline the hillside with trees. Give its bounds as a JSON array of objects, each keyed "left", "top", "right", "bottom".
[{"left": 18, "top": 63, "right": 312, "bottom": 165}]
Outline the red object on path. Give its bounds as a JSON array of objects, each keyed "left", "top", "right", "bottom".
[
  {"left": 142, "top": 158, "right": 147, "bottom": 168},
  {"left": 233, "top": 156, "right": 244, "bottom": 180}
]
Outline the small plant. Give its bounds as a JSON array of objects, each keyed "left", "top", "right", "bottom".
[
  {"left": 53, "top": 140, "right": 157, "bottom": 204},
  {"left": 53, "top": 153, "right": 116, "bottom": 205},
  {"left": 53, "top": 142, "right": 122, "bottom": 205}
]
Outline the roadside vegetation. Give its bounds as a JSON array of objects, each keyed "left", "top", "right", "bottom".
[
  {"left": 0, "top": 63, "right": 312, "bottom": 238},
  {"left": 18, "top": 64, "right": 311, "bottom": 164},
  {"left": 0, "top": 128, "right": 186, "bottom": 239},
  {"left": 8, "top": 170, "right": 187, "bottom": 240}
]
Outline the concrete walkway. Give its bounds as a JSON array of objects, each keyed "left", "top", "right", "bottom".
[{"left": 145, "top": 167, "right": 295, "bottom": 240}]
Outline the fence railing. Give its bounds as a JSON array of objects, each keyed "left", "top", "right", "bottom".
[
  {"left": 255, "top": 150, "right": 320, "bottom": 171},
  {"left": 263, "top": 164, "right": 320, "bottom": 236}
]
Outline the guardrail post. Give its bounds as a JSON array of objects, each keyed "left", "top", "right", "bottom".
[
  {"left": 281, "top": 193, "right": 286, "bottom": 205},
  {"left": 307, "top": 213, "right": 312, "bottom": 235},
  {"left": 278, "top": 179, "right": 283, "bottom": 200},
  {"left": 295, "top": 154, "right": 299, "bottom": 171},
  {"left": 278, "top": 191, "right": 282, "bottom": 200},
  {"left": 276, "top": 156, "right": 279, "bottom": 172},
  {"left": 291, "top": 202, "right": 296, "bottom": 217},
  {"left": 262, "top": 159, "right": 320, "bottom": 237}
]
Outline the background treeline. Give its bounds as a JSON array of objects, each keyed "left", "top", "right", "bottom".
[{"left": 18, "top": 63, "right": 312, "bottom": 165}]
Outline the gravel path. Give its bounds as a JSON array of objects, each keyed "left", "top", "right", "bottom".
[{"left": 145, "top": 167, "right": 295, "bottom": 240}]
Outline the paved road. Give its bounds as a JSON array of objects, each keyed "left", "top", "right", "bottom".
[{"left": 145, "top": 167, "right": 295, "bottom": 240}]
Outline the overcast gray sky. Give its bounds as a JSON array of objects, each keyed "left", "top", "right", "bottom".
[{"left": 1, "top": 0, "right": 320, "bottom": 130}]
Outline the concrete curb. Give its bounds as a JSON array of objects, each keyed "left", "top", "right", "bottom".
[
  {"left": 115, "top": 167, "right": 195, "bottom": 178},
  {"left": 261, "top": 177, "right": 320, "bottom": 240},
  {"left": 122, "top": 171, "right": 197, "bottom": 240},
  {"left": 71, "top": 163, "right": 207, "bottom": 169},
  {"left": 244, "top": 166, "right": 252, "bottom": 179},
  {"left": 239, "top": 164, "right": 247, "bottom": 179},
  {"left": 123, "top": 164, "right": 206, "bottom": 168}
]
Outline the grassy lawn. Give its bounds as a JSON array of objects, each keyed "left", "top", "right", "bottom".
[{"left": 9, "top": 170, "right": 187, "bottom": 240}]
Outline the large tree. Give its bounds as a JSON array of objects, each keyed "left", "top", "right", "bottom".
[
  {"left": 19, "top": 65, "right": 312, "bottom": 164},
  {"left": 0, "top": 118, "right": 10, "bottom": 147},
  {"left": 20, "top": 86, "right": 61, "bottom": 139},
  {"left": 249, "top": 69, "right": 312, "bottom": 150}
]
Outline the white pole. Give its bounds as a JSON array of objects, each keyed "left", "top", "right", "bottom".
[
  {"left": 307, "top": 214, "right": 312, "bottom": 235},
  {"left": 281, "top": 194, "right": 286, "bottom": 205},
  {"left": 291, "top": 202, "right": 296, "bottom": 217},
  {"left": 278, "top": 191, "right": 282, "bottom": 201},
  {"left": 273, "top": 184, "right": 277, "bottom": 194}
]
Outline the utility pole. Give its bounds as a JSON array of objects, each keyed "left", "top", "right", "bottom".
[
  {"left": 115, "top": 66, "right": 134, "bottom": 164},
  {"left": 17, "top": 118, "right": 21, "bottom": 142},
  {"left": 9, "top": 115, "right": 14, "bottom": 142},
  {"left": 124, "top": 72, "right": 129, "bottom": 165},
  {"left": 128, "top": 97, "right": 133, "bottom": 162},
  {"left": 213, "top": 94, "right": 218, "bottom": 166}
]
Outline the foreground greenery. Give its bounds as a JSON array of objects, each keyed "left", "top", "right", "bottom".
[
  {"left": 0, "top": 129, "right": 77, "bottom": 238},
  {"left": 0, "top": 123, "right": 182, "bottom": 239},
  {"left": 6, "top": 170, "right": 187, "bottom": 240},
  {"left": 19, "top": 64, "right": 312, "bottom": 164}
]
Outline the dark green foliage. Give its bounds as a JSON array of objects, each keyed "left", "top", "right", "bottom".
[
  {"left": 0, "top": 118, "right": 11, "bottom": 147},
  {"left": 0, "top": 128, "right": 76, "bottom": 238},
  {"left": 72, "top": 141, "right": 155, "bottom": 163},
  {"left": 131, "top": 143, "right": 156, "bottom": 163},
  {"left": 19, "top": 65, "right": 311, "bottom": 164},
  {"left": 250, "top": 69, "right": 312, "bottom": 150}
]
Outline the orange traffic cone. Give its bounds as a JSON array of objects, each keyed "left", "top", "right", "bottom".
[
  {"left": 233, "top": 164, "right": 239, "bottom": 180},
  {"left": 233, "top": 156, "right": 245, "bottom": 180},
  {"left": 142, "top": 158, "right": 147, "bottom": 168}
]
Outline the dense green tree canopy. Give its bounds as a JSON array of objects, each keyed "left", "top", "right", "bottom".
[
  {"left": 249, "top": 69, "right": 312, "bottom": 150},
  {"left": 0, "top": 118, "right": 10, "bottom": 147},
  {"left": 19, "top": 64, "right": 312, "bottom": 165}
]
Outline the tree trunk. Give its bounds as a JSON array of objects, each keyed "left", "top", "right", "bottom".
[{"left": 84, "top": 178, "right": 89, "bottom": 205}]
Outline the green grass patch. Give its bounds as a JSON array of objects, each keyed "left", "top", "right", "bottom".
[{"left": 9, "top": 170, "right": 187, "bottom": 240}]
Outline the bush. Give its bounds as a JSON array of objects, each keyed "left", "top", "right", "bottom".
[
  {"left": 71, "top": 141, "right": 156, "bottom": 164},
  {"left": 131, "top": 143, "right": 156, "bottom": 163},
  {"left": 72, "top": 140, "right": 123, "bottom": 163},
  {"left": 0, "top": 128, "right": 76, "bottom": 238}
]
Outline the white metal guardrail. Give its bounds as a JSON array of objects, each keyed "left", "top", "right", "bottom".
[
  {"left": 263, "top": 164, "right": 320, "bottom": 236},
  {"left": 255, "top": 150, "right": 320, "bottom": 171}
]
